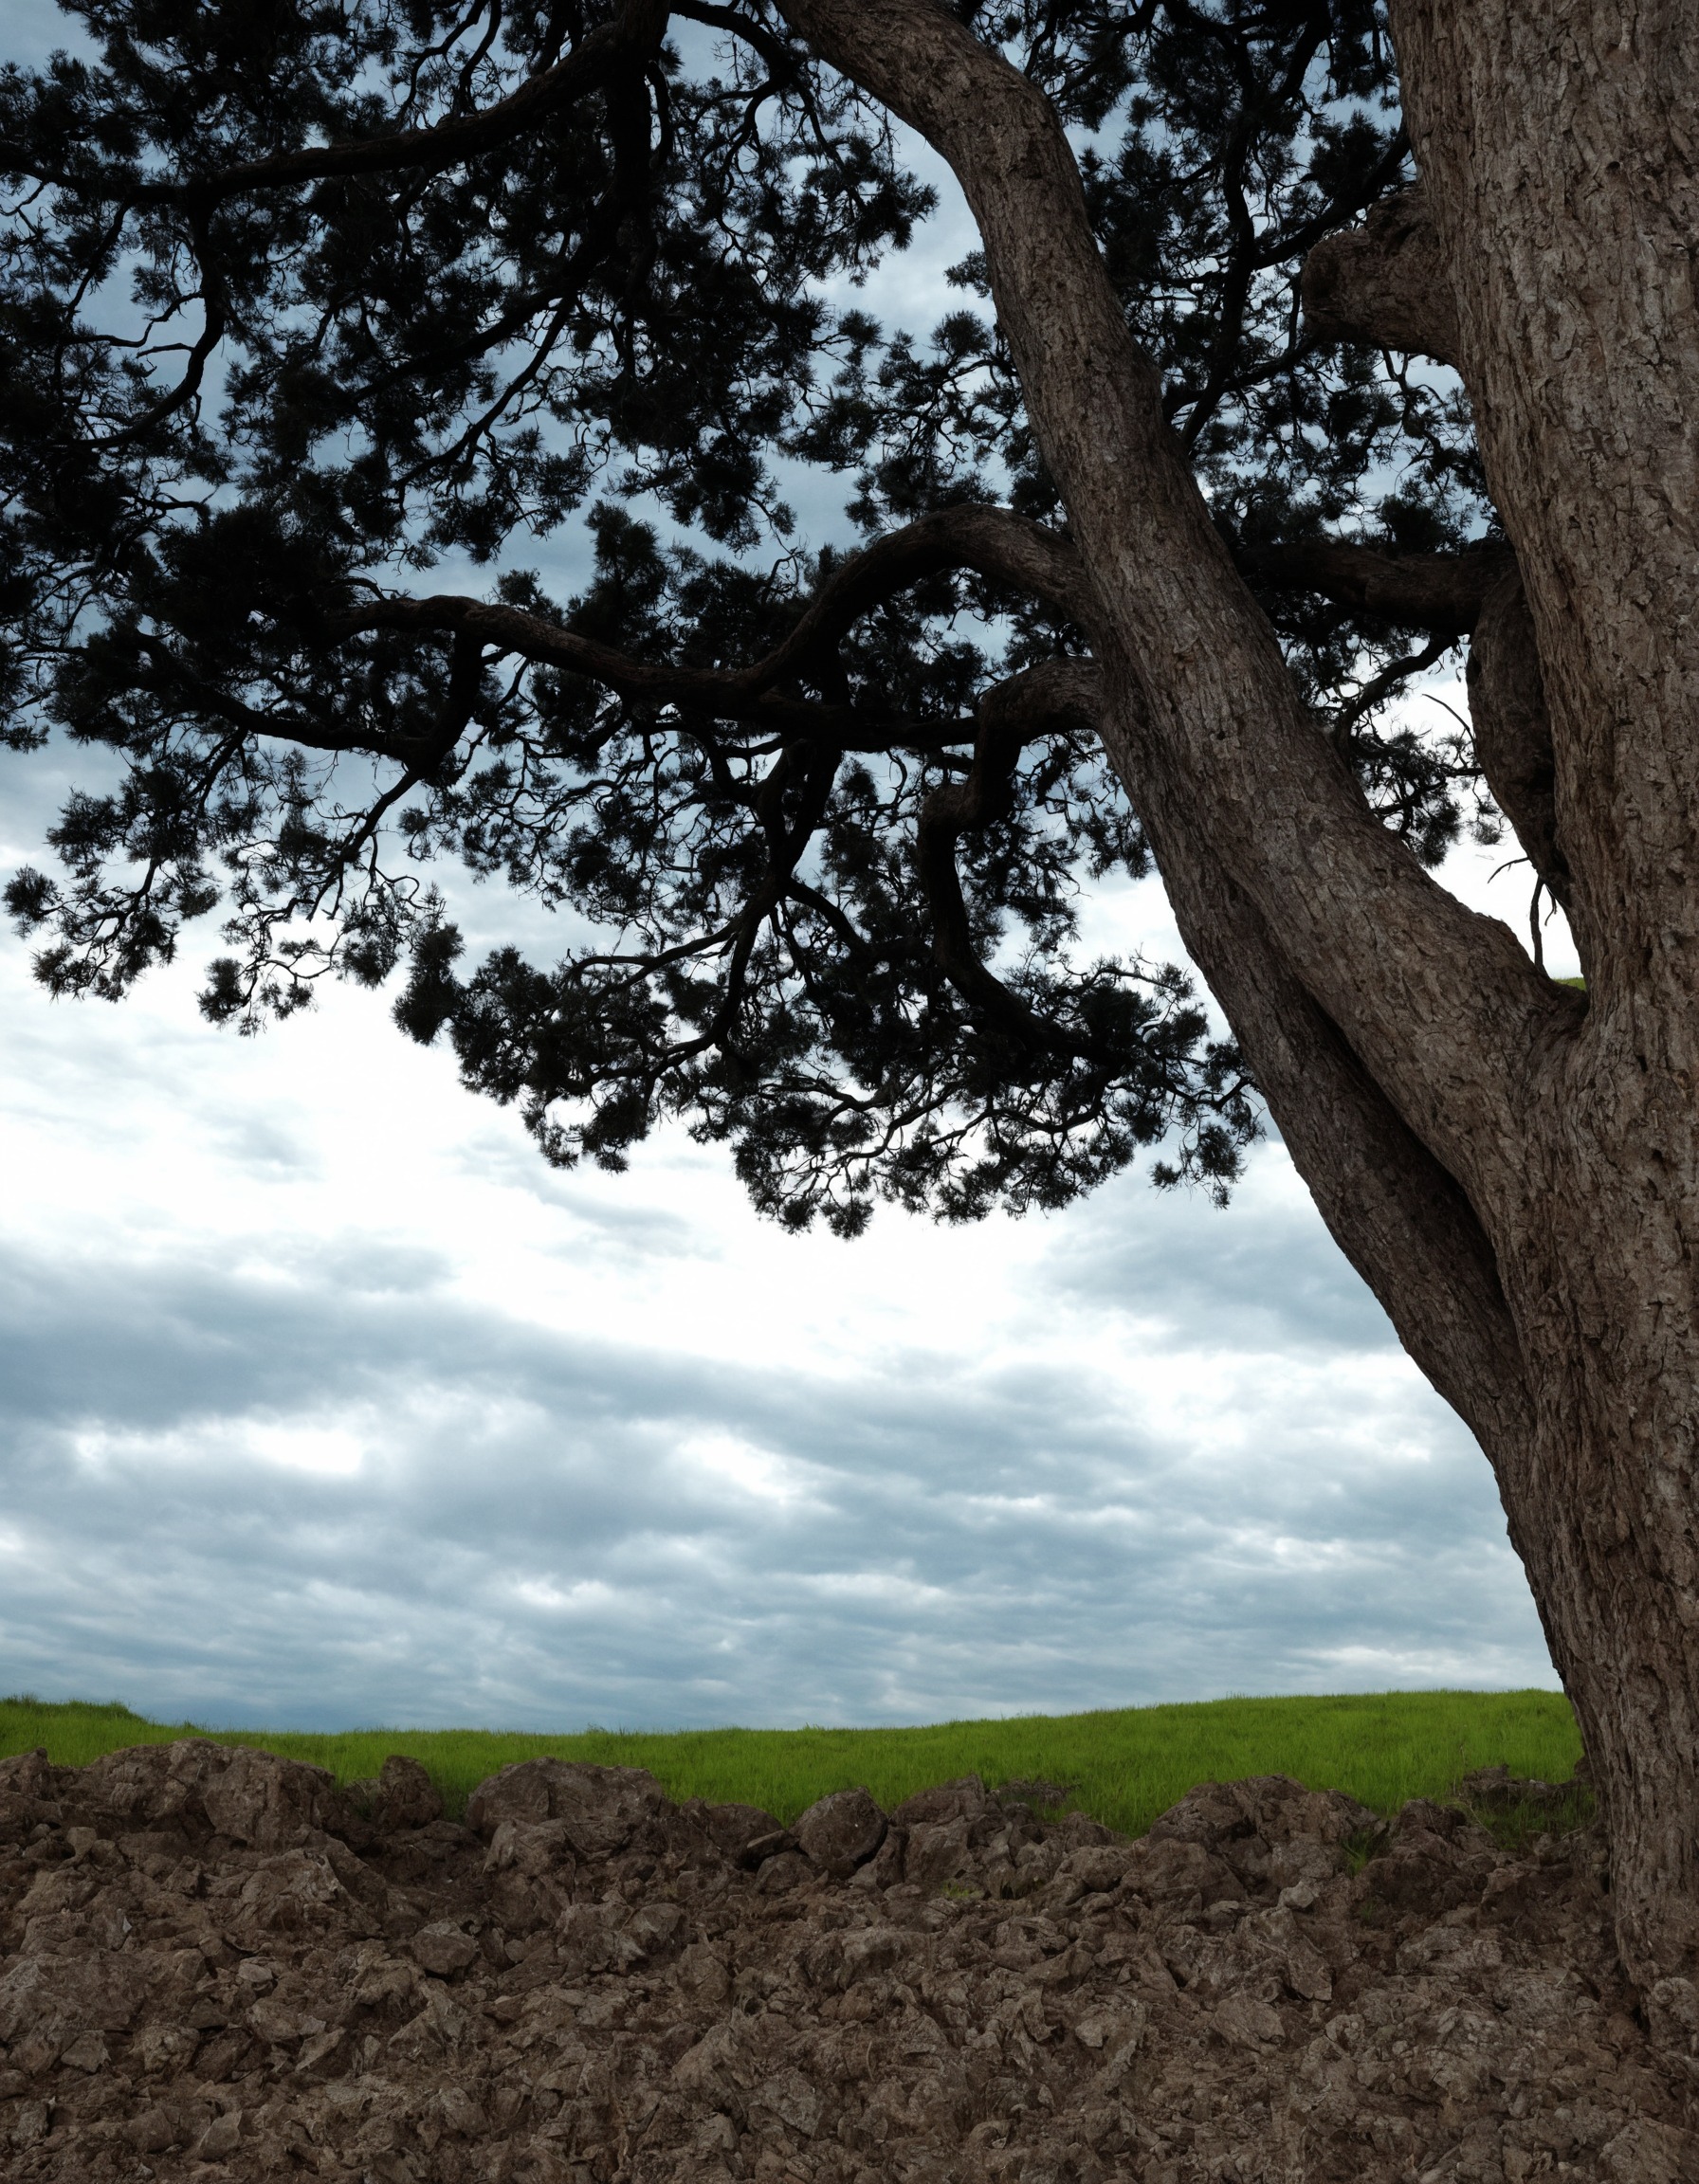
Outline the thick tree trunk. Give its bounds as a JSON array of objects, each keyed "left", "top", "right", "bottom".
[
  {"left": 781, "top": 0, "right": 1699, "bottom": 2013},
  {"left": 1390, "top": 0, "right": 1699, "bottom": 2028},
  {"left": 1500, "top": 1147, "right": 1699, "bottom": 2029}
]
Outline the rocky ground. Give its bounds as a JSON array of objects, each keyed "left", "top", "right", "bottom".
[{"left": 1, "top": 1740, "right": 1695, "bottom": 2183}]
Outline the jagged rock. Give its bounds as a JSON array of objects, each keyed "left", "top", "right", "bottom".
[
  {"left": 793, "top": 1786, "right": 886, "bottom": 1877},
  {"left": 693, "top": 1800, "right": 783, "bottom": 1864},
  {"left": 889, "top": 1775, "right": 992, "bottom": 1830},
  {"left": 0, "top": 1741, "right": 1689, "bottom": 2183},
  {"left": 348, "top": 1754, "right": 444, "bottom": 1832},
  {"left": 411, "top": 1921, "right": 479, "bottom": 1977},
  {"left": 465, "top": 1757, "right": 668, "bottom": 1859},
  {"left": 904, "top": 1814, "right": 977, "bottom": 1886}
]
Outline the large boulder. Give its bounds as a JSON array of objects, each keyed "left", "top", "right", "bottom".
[
  {"left": 80, "top": 1738, "right": 356, "bottom": 1850},
  {"left": 693, "top": 1799, "right": 785, "bottom": 1865},
  {"left": 465, "top": 1760, "right": 668, "bottom": 1859},
  {"left": 794, "top": 1787, "right": 886, "bottom": 1878}
]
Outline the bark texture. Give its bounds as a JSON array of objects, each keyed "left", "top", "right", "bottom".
[
  {"left": 1238, "top": 538, "right": 1509, "bottom": 636},
  {"left": 775, "top": 0, "right": 1699, "bottom": 2011},
  {"left": 1387, "top": 0, "right": 1699, "bottom": 2022},
  {"left": 1466, "top": 566, "right": 1570, "bottom": 911},
  {"left": 1300, "top": 185, "right": 1460, "bottom": 363}
]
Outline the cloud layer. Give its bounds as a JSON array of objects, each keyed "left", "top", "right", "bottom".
[{"left": 0, "top": 810, "right": 1555, "bottom": 1728}]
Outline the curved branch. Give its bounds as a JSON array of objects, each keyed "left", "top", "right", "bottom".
[
  {"left": 106, "top": 209, "right": 228, "bottom": 444},
  {"left": 1300, "top": 186, "right": 1459, "bottom": 366},
  {"left": 1467, "top": 563, "right": 1571, "bottom": 912},
  {"left": 1238, "top": 538, "right": 1512, "bottom": 636},
  {"left": 338, "top": 592, "right": 951, "bottom": 748},
  {"left": 752, "top": 503, "right": 1092, "bottom": 692},
  {"left": 1331, "top": 631, "right": 1452, "bottom": 752},
  {"left": 0, "top": 0, "right": 669, "bottom": 208},
  {"left": 332, "top": 504, "right": 1089, "bottom": 748},
  {"left": 915, "top": 659, "right": 1102, "bottom": 1046}
]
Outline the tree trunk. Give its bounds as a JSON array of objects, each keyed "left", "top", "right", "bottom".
[
  {"left": 780, "top": 0, "right": 1699, "bottom": 2014},
  {"left": 1500, "top": 1140, "right": 1699, "bottom": 2029},
  {"left": 1390, "top": 0, "right": 1699, "bottom": 2028}
]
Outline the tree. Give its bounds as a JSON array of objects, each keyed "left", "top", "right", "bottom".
[{"left": 1, "top": 0, "right": 1693, "bottom": 2012}]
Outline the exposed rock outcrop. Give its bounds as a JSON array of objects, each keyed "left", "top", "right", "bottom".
[{"left": 0, "top": 1741, "right": 1690, "bottom": 2181}]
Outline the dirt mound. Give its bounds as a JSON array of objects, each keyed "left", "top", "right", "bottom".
[{"left": 1, "top": 1740, "right": 1693, "bottom": 2181}]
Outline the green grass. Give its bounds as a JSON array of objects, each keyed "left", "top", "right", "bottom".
[{"left": 0, "top": 1688, "right": 1581, "bottom": 1838}]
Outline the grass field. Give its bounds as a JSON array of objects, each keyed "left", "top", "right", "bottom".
[{"left": 0, "top": 1689, "right": 1581, "bottom": 1838}]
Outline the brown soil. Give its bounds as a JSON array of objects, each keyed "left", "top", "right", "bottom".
[{"left": 1, "top": 1739, "right": 1694, "bottom": 2182}]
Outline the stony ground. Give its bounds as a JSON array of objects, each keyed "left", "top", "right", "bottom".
[{"left": 1, "top": 1740, "right": 1695, "bottom": 2183}]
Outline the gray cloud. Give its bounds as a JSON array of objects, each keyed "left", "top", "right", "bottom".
[
  {"left": 0, "top": 1113, "right": 1552, "bottom": 1732},
  {"left": 0, "top": 642, "right": 1553, "bottom": 1738}
]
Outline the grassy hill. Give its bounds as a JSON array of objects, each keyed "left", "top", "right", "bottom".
[{"left": 0, "top": 1688, "right": 1581, "bottom": 1835}]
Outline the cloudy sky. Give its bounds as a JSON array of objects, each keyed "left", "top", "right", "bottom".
[{"left": 0, "top": 7, "right": 1570, "bottom": 1733}]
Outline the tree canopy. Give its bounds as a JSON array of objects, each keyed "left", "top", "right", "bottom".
[{"left": 0, "top": 0, "right": 1493, "bottom": 1233}]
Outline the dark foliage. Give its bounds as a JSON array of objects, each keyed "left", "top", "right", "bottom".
[{"left": 0, "top": 0, "right": 1488, "bottom": 1230}]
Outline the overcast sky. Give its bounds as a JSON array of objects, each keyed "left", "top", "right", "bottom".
[
  {"left": 0, "top": 5, "right": 1571, "bottom": 1733},
  {"left": 0, "top": 733, "right": 1570, "bottom": 1732}
]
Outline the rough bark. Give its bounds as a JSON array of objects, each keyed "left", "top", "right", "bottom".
[
  {"left": 1466, "top": 565, "right": 1570, "bottom": 911},
  {"left": 776, "top": 0, "right": 1699, "bottom": 2011},
  {"left": 1239, "top": 538, "right": 1510, "bottom": 635},
  {"left": 1300, "top": 185, "right": 1460, "bottom": 364},
  {"left": 1387, "top": 0, "right": 1699, "bottom": 2017}
]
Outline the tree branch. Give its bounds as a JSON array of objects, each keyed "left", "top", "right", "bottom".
[
  {"left": 332, "top": 503, "right": 1089, "bottom": 748},
  {"left": 0, "top": 0, "right": 670, "bottom": 208},
  {"left": 915, "top": 659, "right": 1103, "bottom": 1046},
  {"left": 1238, "top": 539, "right": 1512, "bottom": 636},
  {"left": 1466, "top": 562, "right": 1571, "bottom": 913},
  {"left": 774, "top": 0, "right": 1560, "bottom": 1216},
  {"left": 1300, "top": 187, "right": 1460, "bottom": 366},
  {"left": 752, "top": 503, "right": 1091, "bottom": 691}
]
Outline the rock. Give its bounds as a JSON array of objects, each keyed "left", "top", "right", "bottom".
[
  {"left": 1364, "top": 1799, "right": 1501, "bottom": 1919},
  {"left": 349, "top": 1754, "right": 445, "bottom": 1831},
  {"left": 201, "top": 1742, "right": 354, "bottom": 1847},
  {"left": 0, "top": 1744, "right": 1684, "bottom": 2184},
  {"left": 196, "top": 2109, "right": 243, "bottom": 2158},
  {"left": 756, "top": 1847, "right": 813, "bottom": 1892},
  {"left": 794, "top": 1785, "right": 886, "bottom": 1876},
  {"left": 121, "top": 2103, "right": 178, "bottom": 2153},
  {"left": 1121, "top": 1832, "right": 1238, "bottom": 1909},
  {"left": 1054, "top": 1845, "right": 1130, "bottom": 1895},
  {"left": 1214, "top": 1993, "right": 1285, "bottom": 2048},
  {"left": 629, "top": 1900, "right": 684, "bottom": 1955},
  {"left": 698, "top": 1799, "right": 785, "bottom": 1863},
  {"left": 411, "top": 1921, "right": 479, "bottom": 1976},
  {"left": 1600, "top": 2116, "right": 1699, "bottom": 2182},
  {"left": 905, "top": 1816, "right": 976, "bottom": 1886},
  {"left": 740, "top": 1825, "right": 798, "bottom": 1866},
  {"left": 77, "top": 1737, "right": 358, "bottom": 1851},
  {"left": 890, "top": 1775, "right": 992, "bottom": 1829},
  {"left": 756, "top": 2066, "right": 823, "bottom": 2138},
  {"left": 465, "top": 1758, "right": 668, "bottom": 1858}
]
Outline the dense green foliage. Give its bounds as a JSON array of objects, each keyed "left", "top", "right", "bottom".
[
  {"left": 0, "top": 1, "right": 1492, "bottom": 1230},
  {"left": 1, "top": 1688, "right": 1581, "bottom": 1835}
]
